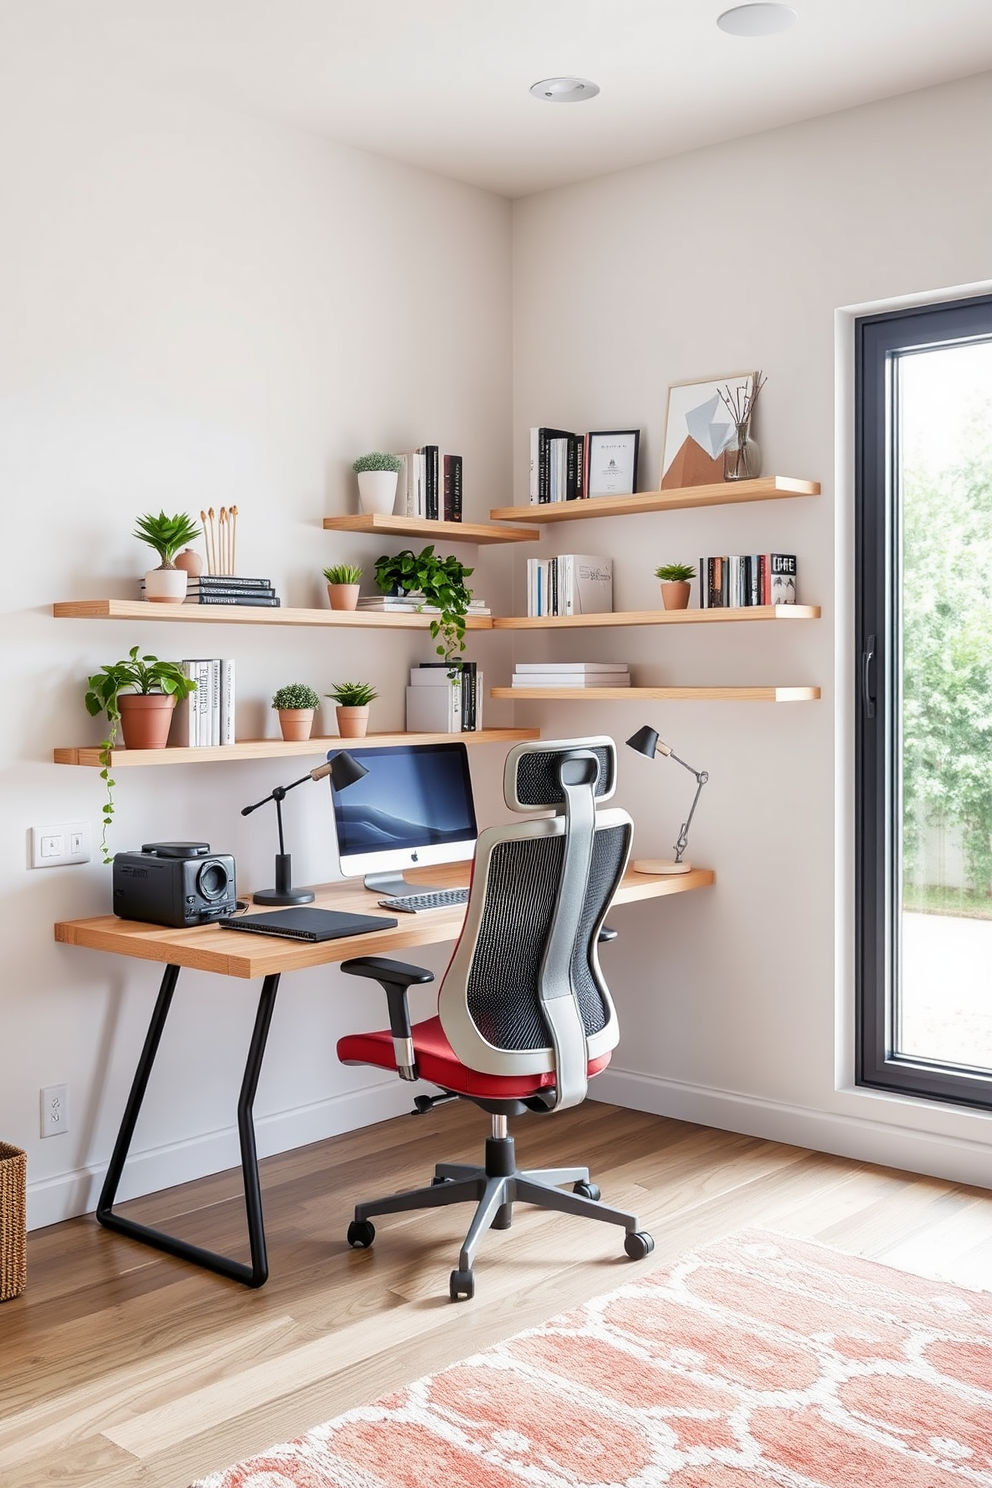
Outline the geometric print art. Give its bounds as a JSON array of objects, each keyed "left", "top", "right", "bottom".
[{"left": 191, "top": 1228, "right": 992, "bottom": 1487}]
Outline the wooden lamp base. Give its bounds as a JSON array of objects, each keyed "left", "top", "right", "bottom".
[{"left": 632, "top": 857, "right": 693, "bottom": 875}]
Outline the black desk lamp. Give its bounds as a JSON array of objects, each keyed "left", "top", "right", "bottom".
[
  {"left": 242, "top": 750, "right": 368, "bottom": 906},
  {"left": 625, "top": 725, "right": 709, "bottom": 875}
]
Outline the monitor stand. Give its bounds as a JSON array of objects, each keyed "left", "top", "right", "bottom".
[{"left": 364, "top": 871, "right": 427, "bottom": 898}]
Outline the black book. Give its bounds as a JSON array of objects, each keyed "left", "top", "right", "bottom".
[
  {"left": 190, "top": 576, "right": 274, "bottom": 589},
  {"left": 184, "top": 594, "right": 282, "bottom": 607},
  {"left": 443, "top": 454, "right": 463, "bottom": 522},
  {"left": 537, "top": 427, "right": 576, "bottom": 503},
  {"left": 421, "top": 444, "right": 440, "bottom": 520}
]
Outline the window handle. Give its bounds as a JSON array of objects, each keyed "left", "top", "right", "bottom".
[{"left": 862, "top": 634, "right": 876, "bottom": 719}]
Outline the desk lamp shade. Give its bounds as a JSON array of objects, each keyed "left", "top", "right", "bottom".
[
  {"left": 625, "top": 725, "right": 709, "bottom": 875},
  {"left": 243, "top": 750, "right": 368, "bottom": 906}
]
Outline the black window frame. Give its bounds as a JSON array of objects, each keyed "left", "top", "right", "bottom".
[{"left": 856, "top": 291, "right": 992, "bottom": 1112}]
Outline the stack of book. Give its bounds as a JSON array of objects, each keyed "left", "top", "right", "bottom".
[
  {"left": 397, "top": 448, "right": 463, "bottom": 521},
  {"left": 169, "top": 659, "right": 236, "bottom": 747},
  {"left": 358, "top": 593, "right": 490, "bottom": 616},
  {"left": 138, "top": 575, "right": 281, "bottom": 607},
  {"left": 405, "top": 662, "right": 482, "bottom": 733},
  {"left": 699, "top": 553, "right": 797, "bottom": 608},
  {"left": 526, "top": 555, "right": 612, "bottom": 617},
  {"left": 510, "top": 662, "right": 630, "bottom": 689},
  {"left": 529, "top": 428, "right": 586, "bottom": 503}
]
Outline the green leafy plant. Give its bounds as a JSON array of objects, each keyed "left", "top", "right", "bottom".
[
  {"left": 374, "top": 545, "right": 474, "bottom": 672},
  {"left": 352, "top": 451, "right": 402, "bottom": 474},
  {"left": 654, "top": 562, "right": 697, "bottom": 583},
  {"left": 84, "top": 647, "right": 197, "bottom": 861},
  {"left": 133, "top": 511, "right": 201, "bottom": 568},
  {"left": 322, "top": 564, "right": 363, "bottom": 585},
  {"left": 326, "top": 681, "right": 379, "bottom": 707},
  {"left": 271, "top": 682, "right": 321, "bottom": 711}
]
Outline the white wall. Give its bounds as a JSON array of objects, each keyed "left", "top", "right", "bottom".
[
  {"left": 0, "top": 70, "right": 515, "bottom": 1227},
  {"left": 512, "top": 71, "right": 992, "bottom": 1185}
]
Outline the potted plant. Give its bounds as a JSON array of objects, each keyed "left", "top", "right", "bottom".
[
  {"left": 323, "top": 563, "right": 363, "bottom": 611},
  {"left": 134, "top": 511, "right": 201, "bottom": 603},
  {"left": 271, "top": 682, "right": 321, "bottom": 741},
  {"left": 353, "top": 452, "right": 402, "bottom": 516},
  {"left": 654, "top": 561, "right": 696, "bottom": 611},
  {"left": 326, "top": 680, "right": 379, "bottom": 738},
  {"left": 84, "top": 647, "right": 198, "bottom": 860},
  {"left": 374, "top": 546, "right": 474, "bottom": 673}
]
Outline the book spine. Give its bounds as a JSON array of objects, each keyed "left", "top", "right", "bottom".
[
  {"left": 565, "top": 434, "right": 578, "bottom": 500},
  {"left": 770, "top": 553, "right": 797, "bottom": 604},
  {"left": 169, "top": 661, "right": 199, "bottom": 747},
  {"left": 423, "top": 445, "right": 439, "bottom": 520},
  {"left": 443, "top": 454, "right": 462, "bottom": 522},
  {"left": 700, "top": 559, "right": 708, "bottom": 610},
  {"left": 538, "top": 428, "right": 549, "bottom": 503},
  {"left": 209, "top": 659, "right": 221, "bottom": 746},
  {"left": 193, "top": 660, "right": 212, "bottom": 746},
  {"left": 220, "top": 659, "right": 235, "bottom": 746},
  {"left": 189, "top": 576, "right": 273, "bottom": 589},
  {"left": 184, "top": 595, "right": 281, "bottom": 606}
]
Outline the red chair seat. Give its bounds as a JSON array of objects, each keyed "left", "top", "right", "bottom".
[{"left": 338, "top": 1016, "right": 611, "bottom": 1102}]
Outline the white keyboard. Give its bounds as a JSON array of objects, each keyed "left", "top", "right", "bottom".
[{"left": 377, "top": 887, "right": 469, "bottom": 914}]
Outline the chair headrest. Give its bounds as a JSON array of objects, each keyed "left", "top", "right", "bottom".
[{"left": 503, "top": 736, "right": 617, "bottom": 813}]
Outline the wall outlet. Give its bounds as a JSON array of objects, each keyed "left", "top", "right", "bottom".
[
  {"left": 31, "top": 822, "right": 90, "bottom": 868},
  {"left": 41, "top": 1084, "right": 69, "bottom": 1138}
]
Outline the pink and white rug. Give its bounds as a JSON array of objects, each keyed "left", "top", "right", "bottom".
[{"left": 192, "top": 1227, "right": 992, "bottom": 1487}]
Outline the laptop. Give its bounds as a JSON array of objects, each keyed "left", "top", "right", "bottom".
[{"left": 219, "top": 906, "right": 397, "bottom": 942}]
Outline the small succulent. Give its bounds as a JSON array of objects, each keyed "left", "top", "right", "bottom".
[
  {"left": 352, "top": 451, "right": 402, "bottom": 474},
  {"left": 271, "top": 683, "right": 321, "bottom": 711},
  {"left": 326, "top": 681, "right": 379, "bottom": 707},
  {"left": 654, "top": 562, "right": 697, "bottom": 583},
  {"left": 323, "top": 564, "right": 363, "bottom": 585},
  {"left": 133, "top": 511, "right": 201, "bottom": 568}
]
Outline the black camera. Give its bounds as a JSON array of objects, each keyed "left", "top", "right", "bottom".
[{"left": 113, "top": 841, "right": 237, "bottom": 927}]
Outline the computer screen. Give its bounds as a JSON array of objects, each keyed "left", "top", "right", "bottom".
[{"left": 326, "top": 741, "right": 478, "bottom": 894}]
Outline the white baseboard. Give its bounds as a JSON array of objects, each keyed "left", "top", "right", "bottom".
[
  {"left": 26, "top": 1079, "right": 416, "bottom": 1232},
  {"left": 592, "top": 1068, "right": 992, "bottom": 1190}
]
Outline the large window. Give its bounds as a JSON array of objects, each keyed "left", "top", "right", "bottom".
[{"left": 857, "top": 294, "right": 992, "bottom": 1110}]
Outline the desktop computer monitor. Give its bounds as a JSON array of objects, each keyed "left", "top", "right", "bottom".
[{"left": 326, "top": 740, "right": 478, "bottom": 896}]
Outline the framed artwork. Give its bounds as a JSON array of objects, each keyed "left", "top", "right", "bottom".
[
  {"left": 586, "top": 429, "right": 640, "bottom": 497},
  {"left": 660, "top": 372, "right": 754, "bottom": 489}
]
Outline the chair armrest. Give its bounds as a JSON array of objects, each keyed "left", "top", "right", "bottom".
[
  {"left": 340, "top": 956, "right": 435, "bottom": 1081},
  {"left": 597, "top": 925, "right": 618, "bottom": 943}
]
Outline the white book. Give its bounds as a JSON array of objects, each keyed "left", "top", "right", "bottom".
[
  {"left": 406, "top": 679, "right": 462, "bottom": 732},
  {"left": 563, "top": 555, "right": 613, "bottom": 615},
  {"left": 409, "top": 666, "right": 462, "bottom": 685},
  {"left": 514, "top": 661, "right": 628, "bottom": 673},
  {"left": 193, "top": 659, "right": 212, "bottom": 746},
  {"left": 209, "top": 658, "right": 221, "bottom": 746},
  {"left": 220, "top": 659, "right": 235, "bottom": 746},
  {"left": 511, "top": 673, "right": 631, "bottom": 688},
  {"left": 529, "top": 427, "right": 539, "bottom": 503},
  {"left": 168, "top": 660, "right": 200, "bottom": 747}
]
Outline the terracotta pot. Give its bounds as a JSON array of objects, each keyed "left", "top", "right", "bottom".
[
  {"left": 118, "top": 692, "right": 177, "bottom": 749},
  {"left": 660, "top": 580, "right": 691, "bottom": 610},
  {"left": 327, "top": 583, "right": 360, "bottom": 611},
  {"left": 336, "top": 705, "right": 370, "bottom": 738},
  {"left": 278, "top": 708, "right": 315, "bottom": 741},
  {"left": 143, "top": 565, "right": 187, "bottom": 603},
  {"left": 174, "top": 548, "right": 203, "bottom": 578}
]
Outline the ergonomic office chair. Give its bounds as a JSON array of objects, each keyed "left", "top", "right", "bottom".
[{"left": 336, "top": 736, "right": 655, "bottom": 1300}]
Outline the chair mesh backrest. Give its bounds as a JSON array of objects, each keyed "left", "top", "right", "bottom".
[
  {"left": 438, "top": 738, "right": 631, "bottom": 1087},
  {"left": 463, "top": 820, "right": 630, "bottom": 1050}
]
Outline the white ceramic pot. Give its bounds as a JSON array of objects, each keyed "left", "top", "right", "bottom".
[
  {"left": 143, "top": 566, "right": 188, "bottom": 603},
  {"left": 357, "top": 470, "right": 398, "bottom": 516}
]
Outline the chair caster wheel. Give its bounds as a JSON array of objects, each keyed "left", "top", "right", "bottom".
[
  {"left": 573, "top": 1181, "right": 601, "bottom": 1201},
  {"left": 624, "top": 1230, "right": 655, "bottom": 1261},
  {"left": 450, "top": 1268, "right": 475, "bottom": 1300},
  {"left": 347, "top": 1219, "right": 376, "bottom": 1249}
]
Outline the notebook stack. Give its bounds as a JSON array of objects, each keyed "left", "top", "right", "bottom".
[
  {"left": 138, "top": 575, "right": 281, "bottom": 607},
  {"left": 510, "top": 662, "right": 631, "bottom": 689},
  {"left": 405, "top": 662, "right": 483, "bottom": 732},
  {"left": 357, "top": 593, "right": 490, "bottom": 616}
]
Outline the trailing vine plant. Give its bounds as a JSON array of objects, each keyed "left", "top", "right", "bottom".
[{"left": 373, "top": 545, "right": 474, "bottom": 675}]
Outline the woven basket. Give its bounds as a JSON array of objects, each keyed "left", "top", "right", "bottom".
[{"left": 0, "top": 1142, "right": 27, "bottom": 1301}]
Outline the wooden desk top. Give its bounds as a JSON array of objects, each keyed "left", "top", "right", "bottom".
[{"left": 54, "top": 863, "right": 715, "bottom": 980}]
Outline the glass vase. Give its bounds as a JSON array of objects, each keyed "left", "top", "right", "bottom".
[{"left": 723, "top": 435, "right": 761, "bottom": 482}]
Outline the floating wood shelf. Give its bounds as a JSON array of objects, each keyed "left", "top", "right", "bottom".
[
  {"left": 52, "top": 599, "right": 494, "bottom": 630},
  {"left": 490, "top": 476, "right": 820, "bottom": 524},
  {"left": 322, "top": 513, "right": 538, "bottom": 544},
  {"left": 493, "top": 604, "right": 820, "bottom": 630},
  {"left": 54, "top": 728, "right": 540, "bottom": 769},
  {"left": 492, "top": 686, "right": 820, "bottom": 703}
]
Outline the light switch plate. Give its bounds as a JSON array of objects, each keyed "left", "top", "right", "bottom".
[{"left": 31, "top": 823, "right": 91, "bottom": 867}]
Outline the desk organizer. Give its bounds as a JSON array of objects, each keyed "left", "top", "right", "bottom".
[{"left": 0, "top": 1141, "right": 27, "bottom": 1300}]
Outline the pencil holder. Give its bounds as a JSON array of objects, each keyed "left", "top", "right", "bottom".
[{"left": 0, "top": 1141, "right": 27, "bottom": 1300}]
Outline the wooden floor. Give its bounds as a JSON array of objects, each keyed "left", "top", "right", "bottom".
[{"left": 3, "top": 1101, "right": 991, "bottom": 1487}]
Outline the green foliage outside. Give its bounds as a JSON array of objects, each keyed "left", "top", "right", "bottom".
[{"left": 902, "top": 416, "right": 992, "bottom": 907}]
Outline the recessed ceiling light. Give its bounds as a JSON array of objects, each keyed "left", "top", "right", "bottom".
[
  {"left": 529, "top": 77, "right": 600, "bottom": 103},
  {"left": 717, "top": 4, "right": 797, "bottom": 37}
]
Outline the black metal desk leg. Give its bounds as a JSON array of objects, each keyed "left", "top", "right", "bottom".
[{"left": 96, "top": 966, "right": 281, "bottom": 1288}]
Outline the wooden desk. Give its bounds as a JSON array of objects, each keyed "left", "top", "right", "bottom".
[{"left": 55, "top": 864, "right": 714, "bottom": 1287}]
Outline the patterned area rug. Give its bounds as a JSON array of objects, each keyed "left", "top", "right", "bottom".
[{"left": 192, "top": 1228, "right": 992, "bottom": 1487}]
